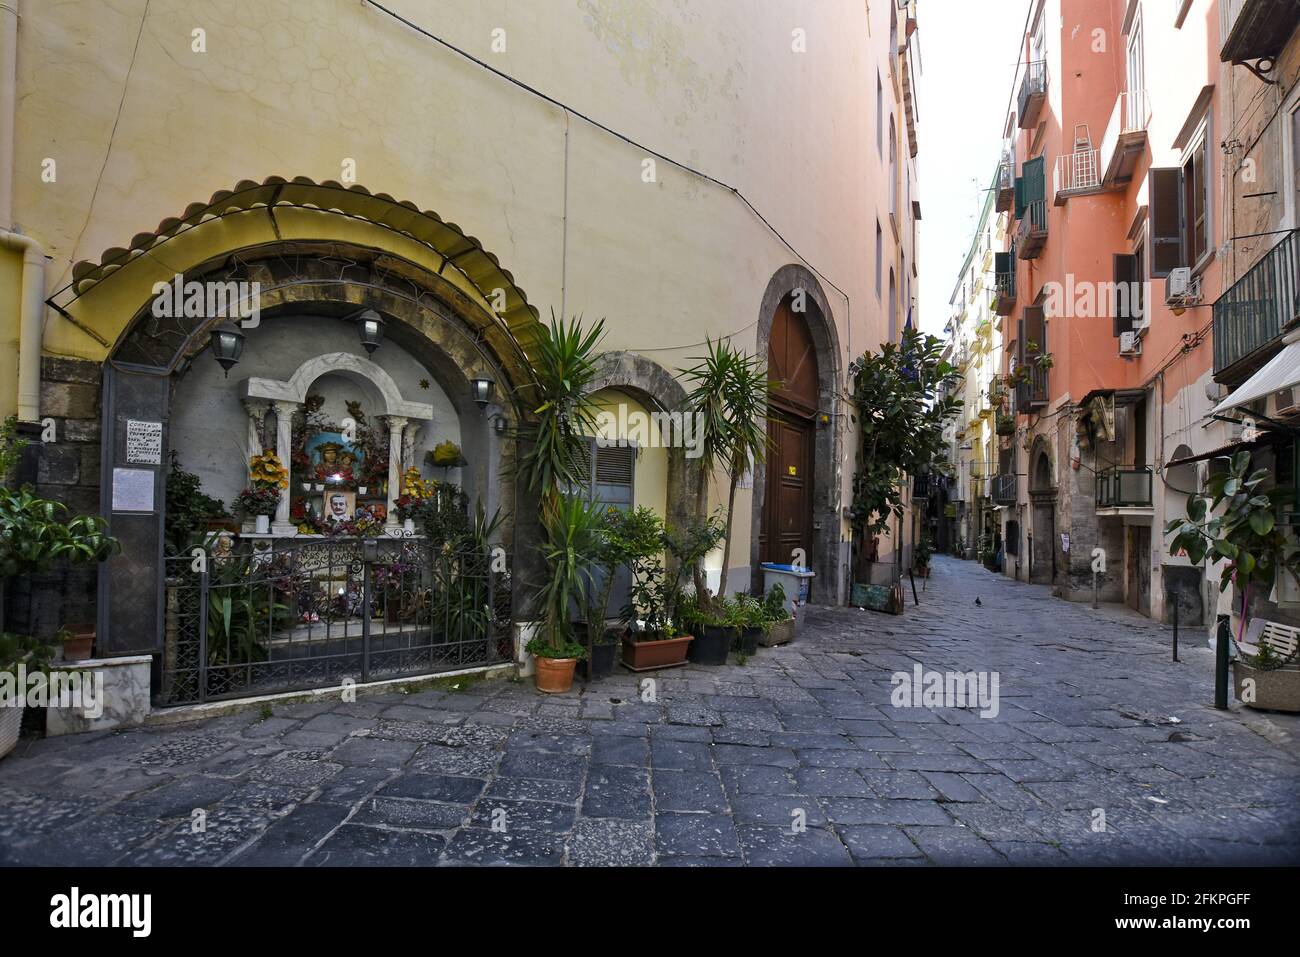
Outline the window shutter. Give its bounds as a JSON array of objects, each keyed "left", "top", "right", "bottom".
[
  {"left": 1014, "top": 176, "right": 1025, "bottom": 218},
  {"left": 1113, "top": 253, "right": 1138, "bottom": 336},
  {"left": 1022, "top": 156, "right": 1045, "bottom": 206},
  {"left": 1023, "top": 305, "right": 1045, "bottom": 356},
  {"left": 593, "top": 444, "right": 634, "bottom": 508},
  {"left": 994, "top": 251, "right": 1011, "bottom": 274},
  {"left": 1150, "top": 167, "right": 1184, "bottom": 277}
]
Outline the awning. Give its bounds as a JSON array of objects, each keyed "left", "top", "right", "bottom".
[
  {"left": 1212, "top": 328, "right": 1300, "bottom": 416},
  {"left": 1165, "top": 437, "right": 1269, "bottom": 469}
]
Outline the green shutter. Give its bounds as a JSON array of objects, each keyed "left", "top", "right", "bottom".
[{"left": 1014, "top": 176, "right": 1025, "bottom": 218}]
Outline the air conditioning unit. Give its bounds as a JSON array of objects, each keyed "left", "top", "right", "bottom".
[
  {"left": 1119, "top": 330, "right": 1142, "bottom": 356},
  {"left": 1272, "top": 386, "right": 1300, "bottom": 420},
  {"left": 1165, "top": 267, "right": 1202, "bottom": 305}
]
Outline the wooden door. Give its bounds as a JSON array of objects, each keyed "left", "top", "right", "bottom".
[
  {"left": 762, "top": 410, "right": 813, "bottom": 565},
  {"left": 761, "top": 295, "right": 819, "bottom": 567}
]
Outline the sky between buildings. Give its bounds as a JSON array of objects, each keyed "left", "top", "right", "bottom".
[{"left": 917, "top": 0, "right": 1035, "bottom": 335}]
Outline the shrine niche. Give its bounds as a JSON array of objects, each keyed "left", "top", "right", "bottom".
[{"left": 235, "top": 351, "right": 435, "bottom": 537}]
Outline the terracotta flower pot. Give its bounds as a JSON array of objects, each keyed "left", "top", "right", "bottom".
[
  {"left": 534, "top": 655, "right": 578, "bottom": 694},
  {"left": 61, "top": 624, "right": 95, "bottom": 662},
  {"left": 621, "top": 633, "right": 693, "bottom": 671}
]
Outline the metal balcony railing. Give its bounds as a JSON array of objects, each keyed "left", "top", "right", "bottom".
[
  {"left": 991, "top": 473, "right": 1017, "bottom": 505},
  {"left": 995, "top": 151, "right": 1015, "bottom": 212},
  {"left": 1017, "top": 200, "right": 1048, "bottom": 258},
  {"left": 1096, "top": 466, "right": 1153, "bottom": 508},
  {"left": 1054, "top": 150, "right": 1101, "bottom": 200},
  {"left": 991, "top": 268, "right": 1016, "bottom": 314},
  {"left": 1100, "top": 90, "right": 1150, "bottom": 184},
  {"left": 1015, "top": 363, "right": 1049, "bottom": 410},
  {"left": 1017, "top": 59, "right": 1048, "bottom": 129},
  {"left": 1212, "top": 228, "right": 1300, "bottom": 378}
]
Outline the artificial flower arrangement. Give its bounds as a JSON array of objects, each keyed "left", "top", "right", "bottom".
[
  {"left": 233, "top": 485, "right": 281, "bottom": 517},
  {"left": 249, "top": 450, "right": 289, "bottom": 489}
]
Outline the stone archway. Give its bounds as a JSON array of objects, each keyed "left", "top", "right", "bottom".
[
  {"left": 1028, "top": 438, "right": 1056, "bottom": 584},
  {"left": 588, "top": 350, "right": 700, "bottom": 538},
  {"left": 96, "top": 239, "right": 536, "bottom": 660},
  {"left": 751, "top": 265, "right": 843, "bottom": 604}
]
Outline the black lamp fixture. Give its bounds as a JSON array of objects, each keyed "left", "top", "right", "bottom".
[
  {"left": 470, "top": 377, "right": 494, "bottom": 407},
  {"left": 209, "top": 321, "right": 246, "bottom": 377},
  {"left": 357, "top": 309, "right": 385, "bottom": 354}
]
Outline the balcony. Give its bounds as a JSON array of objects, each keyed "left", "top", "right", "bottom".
[
  {"left": 1099, "top": 90, "right": 1149, "bottom": 186},
  {"left": 1015, "top": 363, "right": 1049, "bottom": 411},
  {"left": 1017, "top": 200, "right": 1047, "bottom": 259},
  {"left": 991, "top": 267, "right": 1016, "bottom": 315},
  {"left": 991, "top": 473, "right": 1017, "bottom": 505},
  {"left": 994, "top": 151, "right": 1015, "bottom": 213},
  {"left": 1095, "top": 466, "right": 1153, "bottom": 510},
  {"left": 1213, "top": 228, "right": 1300, "bottom": 382},
  {"left": 1221, "top": 0, "right": 1300, "bottom": 75},
  {"left": 1053, "top": 149, "right": 1100, "bottom": 204},
  {"left": 1017, "top": 60, "right": 1048, "bottom": 129}
]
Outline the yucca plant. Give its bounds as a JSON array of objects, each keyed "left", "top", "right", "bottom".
[
  {"left": 517, "top": 314, "right": 607, "bottom": 655},
  {"left": 679, "top": 338, "right": 771, "bottom": 612},
  {"left": 529, "top": 493, "right": 603, "bottom": 658}
]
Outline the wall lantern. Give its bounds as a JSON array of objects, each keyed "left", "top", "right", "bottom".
[
  {"left": 209, "top": 321, "right": 246, "bottom": 377},
  {"left": 357, "top": 309, "right": 385, "bottom": 354},
  {"left": 492, "top": 414, "right": 509, "bottom": 435},
  {"left": 470, "top": 377, "right": 494, "bottom": 407}
]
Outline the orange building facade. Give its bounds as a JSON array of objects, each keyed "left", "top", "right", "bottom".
[{"left": 970, "top": 0, "right": 1300, "bottom": 633}]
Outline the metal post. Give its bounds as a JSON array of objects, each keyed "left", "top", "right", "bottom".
[
  {"left": 1171, "top": 589, "right": 1179, "bottom": 662},
  {"left": 908, "top": 569, "right": 919, "bottom": 606},
  {"left": 361, "top": 551, "right": 373, "bottom": 684},
  {"left": 197, "top": 567, "right": 209, "bottom": 705},
  {"left": 1092, "top": 569, "right": 1098, "bottom": 609},
  {"left": 1214, "top": 614, "right": 1230, "bottom": 710}
]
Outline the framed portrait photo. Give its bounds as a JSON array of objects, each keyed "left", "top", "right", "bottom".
[{"left": 321, "top": 490, "right": 356, "bottom": 524}]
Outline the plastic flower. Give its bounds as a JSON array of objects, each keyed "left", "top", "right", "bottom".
[{"left": 250, "top": 450, "right": 289, "bottom": 489}]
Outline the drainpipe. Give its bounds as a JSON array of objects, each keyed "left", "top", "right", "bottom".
[{"left": 1, "top": 0, "right": 44, "bottom": 424}]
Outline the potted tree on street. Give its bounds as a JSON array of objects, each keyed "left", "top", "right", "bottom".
[
  {"left": 519, "top": 316, "right": 606, "bottom": 693},
  {"left": 679, "top": 339, "right": 770, "bottom": 663},
  {"left": 1165, "top": 451, "right": 1300, "bottom": 711}
]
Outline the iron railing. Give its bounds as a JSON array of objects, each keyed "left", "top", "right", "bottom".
[
  {"left": 159, "top": 535, "right": 512, "bottom": 706},
  {"left": 1055, "top": 149, "right": 1101, "bottom": 198},
  {"left": 1017, "top": 59, "right": 1048, "bottom": 127},
  {"left": 1015, "top": 363, "right": 1049, "bottom": 410},
  {"left": 1213, "top": 228, "right": 1300, "bottom": 377},
  {"left": 992, "top": 267, "right": 1016, "bottom": 312},
  {"left": 991, "top": 473, "right": 1017, "bottom": 504},
  {"left": 1095, "top": 466, "right": 1153, "bottom": 508},
  {"left": 1018, "top": 199, "right": 1048, "bottom": 243}
]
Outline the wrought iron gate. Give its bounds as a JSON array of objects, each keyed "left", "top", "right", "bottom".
[{"left": 159, "top": 536, "right": 512, "bottom": 706}]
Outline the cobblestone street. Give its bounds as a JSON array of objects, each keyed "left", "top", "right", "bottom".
[{"left": 2, "top": 555, "right": 1297, "bottom": 867}]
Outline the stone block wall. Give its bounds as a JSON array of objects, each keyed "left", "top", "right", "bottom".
[{"left": 6, "top": 357, "right": 104, "bottom": 638}]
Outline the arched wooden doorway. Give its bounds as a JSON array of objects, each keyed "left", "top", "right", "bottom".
[{"left": 760, "top": 294, "right": 819, "bottom": 566}]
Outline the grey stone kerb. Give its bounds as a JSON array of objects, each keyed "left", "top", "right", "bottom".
[
  {"left": 239, "top": 352, "right": 434, "bottom": 420},
  {"left": 751, "top": 264, "right": 845, "bottom": 606}
]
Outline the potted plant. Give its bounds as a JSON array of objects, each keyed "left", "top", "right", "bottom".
[
  {"left": 0, "top": 631, "right": 54, "bottom": 759},
  {"left": 578, "top": 506, "right": 660, "bottom": 681},
  {"left": 758, "top": 582, "right": 795, "bottom": 646},
  {"left": 233, "top": 486, "right": 280, "bottom": 533},
  {"left": 1165, "top": 450, "right": 1300, "bottom": 711},
  {"left": 518, "top": 315, "right": 606, "bottom": 693},
  {"left": 679, "top": 338, "right": 771, "bottom": 620},
  {"left": 731, "top": 593, "right": 764, "bottom": 656},
  {"left": 914, "top": 532, "right": 933, "bottom": 577},
  {"left": 620, "top": 516, "right": 723, "bottom": 670},
  {"left": 56, "top": 623, "right": 95, "bottom": 662}
]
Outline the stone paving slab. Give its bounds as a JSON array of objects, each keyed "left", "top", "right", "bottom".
[{"left": 1, "top": 555, "right": 1298, "bottom": 866}]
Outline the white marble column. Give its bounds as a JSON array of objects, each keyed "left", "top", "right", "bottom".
[
  {"left": 271, "top": 400, "right": 299, "bottom": 534},
  {"left": 385, "top": 415, "right": 409, "bottom": 526},
  {"left": 242, "top": 399, "right": 270, "bottom": 463}
]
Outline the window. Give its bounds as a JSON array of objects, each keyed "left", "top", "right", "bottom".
[
  {"left": 889, "top": 123, "right": 898, "bottom": 221},
  {"left": 1182, "top": 127, "right": 1210, "bottom": 266},
  {"left": 1126, "top": 8, "right": 1145, "bottom": 96},
  {"left": 889, "top": 269, "right": 898, "bottom": 343},
  {"left": 877, "top": 75, "right": 883, "bottom": 157},
  {"left": 1149, "top": 120, "right": 1213, "bottom": 276},
  {"left": 875, "top": 220, "right": 883, "bottom": 297},
  {"left": 1113, "top": 253, "right": 1140, "bottom": 335}
]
